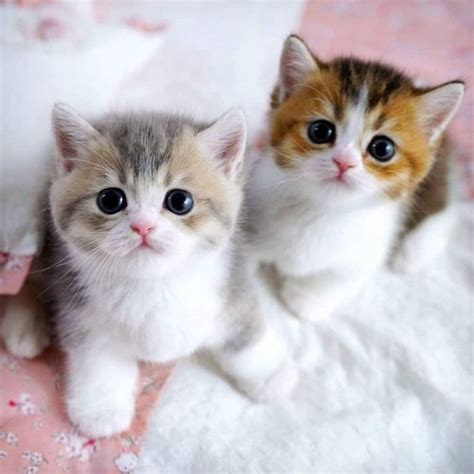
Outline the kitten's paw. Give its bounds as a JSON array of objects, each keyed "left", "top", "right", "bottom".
[
  {"left": 280, "top": 281, "right": 328, "bottom": 322},
  {"left": 67, "top": 399, "right": 135, "bottom": 438},
  {"left": 240, "top": 361, "right": 299, "bottom": 402},
  {"left": 1, "top": 296, "right": 50, "bottom": 359},
  {"left": 391, "top": 242, "right": 426, "bottom": 274}
]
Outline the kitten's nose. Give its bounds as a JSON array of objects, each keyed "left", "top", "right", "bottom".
[
  {"left": 333, "top": 158, "right": 355, "bottom": 174},
  {"left": 130, "top": 222, "right": 155, "bottom": 237}
]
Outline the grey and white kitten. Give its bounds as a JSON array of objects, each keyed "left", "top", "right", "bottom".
[{"left": 1, "top": 104, "right": 297, "bottom": 438}]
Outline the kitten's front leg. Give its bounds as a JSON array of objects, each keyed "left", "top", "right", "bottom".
[
  {"left": 212, "top": 283, "right": 298, "bottom": 402},
  {"left": 279, "top": 269, "right": 365, "bottom": 322},
  {"left": 215, "top": 323, "right": 298, "bottom": 401},
  {"left": 66, "top": 341, "right": 138, "bottom": 438}
]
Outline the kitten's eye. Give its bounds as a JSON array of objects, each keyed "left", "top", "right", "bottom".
[
  {"left": 307, "top": 120, "right": 336, "bottom": 144},
  {"left": 165, "top": 189, "right": 194, "bottom": 215},
  {"left": 368, "top": 136, "right": 396, "bottom": 162},
  {"left": 97, "top": 188, "right": 127, "bottom": 215}
]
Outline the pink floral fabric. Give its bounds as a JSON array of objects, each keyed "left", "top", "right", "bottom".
[
  {"left": 0, "top": 345, "right": 170, "bottom": 473},
  {"left": 299, "top": 0, "right": 473, "bottom": 199}
]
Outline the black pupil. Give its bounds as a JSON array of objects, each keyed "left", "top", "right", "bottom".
[
  {"left": 166, "top": 190, "right": 193, "bottom": 215},
  {"left": 308, "top": 120, "right": 335, "bottom": 144},
  {"left": 370, "top": 137, "right": 395, "bottom": 161},
  {"left": 97, "top": 188, "right": 126, "bottom": 214}
]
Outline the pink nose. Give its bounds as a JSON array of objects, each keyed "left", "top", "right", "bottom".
[
  {"left": 333, "top": 158, "right": 355, "bottom": 174},
  {"left": 130, "top": 222, "right": 155, "bottom": 237}
]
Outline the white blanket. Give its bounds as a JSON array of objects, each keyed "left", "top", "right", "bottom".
[{"left": 138, "top": 203, "right": 473, "bottom": 472}]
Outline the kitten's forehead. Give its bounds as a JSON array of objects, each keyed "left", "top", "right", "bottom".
[
  {"left": 329, "top": 57, "right": 412, "bottom": 112},
  {"left": 94, "top": 113, "right": 207, "bottom": 179}
]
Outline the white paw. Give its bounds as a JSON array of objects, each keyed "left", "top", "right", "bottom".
[
  {"left": 280, "top": 281, "right": 330, "bottom": 322},
  {"left": 240, "top": 361, "right": 299, "bottom": 402},
  {"left": 391, "top": 243, "right": 426, "bottom": 274},
  {"left": 67, "top": 398, "right": 135, "bottom": 438},
  {"left": 2, "top": 299, "right": 50, "bottom": 359}
]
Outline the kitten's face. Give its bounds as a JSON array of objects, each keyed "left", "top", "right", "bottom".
[
  {"left": 50, "top": 107, "right": 246, "bottom": 277},
  {"left": 271, "top": 36, "right": 464, "bottom": 203}
]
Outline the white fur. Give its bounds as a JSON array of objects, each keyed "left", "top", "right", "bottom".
[
  {"left": 247, "top": 70, "right": 461, "bottom": 321},
  {"left": 47, "top": 106, "right": 296, "bottom": 438},
  {"left": 63, "top": 246, "right": 293, "bottom": 437},
  {"left": 216, "top": 323, "right": 298, "bottom": 401},
  {"left": 248, "top": 137, "right": 402, "bottom": 322},
  {"left": 391, "top": 207, "right": 455, "bottom": 274},
  {"left": 137, "top": 201, "right": 473, "bottom": 473}
]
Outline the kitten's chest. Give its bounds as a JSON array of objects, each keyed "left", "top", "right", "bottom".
[
  {"left": 253, "top": 194, "right": 400, "bottom": 274},
  {"left": 90, "top": 268, "right": 223, "bottom": 362}
]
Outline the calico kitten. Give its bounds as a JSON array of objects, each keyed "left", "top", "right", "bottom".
[
  {"left": 2, "top": 104, "right": 297, "bottom": 437},
  {"left": 247, "top": 35, "right": 464, "bottom": 322}
]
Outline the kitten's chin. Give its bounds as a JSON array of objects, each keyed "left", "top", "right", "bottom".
[
  {"left": 316, "top": 174, "right": 378, "bottom": 200},
  {"left": 108, "top": 253, "right": 180, "bottom": 279}
]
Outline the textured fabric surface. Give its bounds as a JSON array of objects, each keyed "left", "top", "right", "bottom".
[
  {"left": 139, "top": 201, "right": 473, "bottom": 473},
  {"left": 0, "top": 346, "right": 170, "bottom": 473}
]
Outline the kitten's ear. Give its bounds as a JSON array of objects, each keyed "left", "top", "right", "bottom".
[
  {"left": 52, "top": 103, "right": 99, "bottom": 174},
  {"left": 277, "top": 35, "right": 319, "bottom": 102},
  {"left": 197, "top": 109, "right": 247, "bottom": 180},
  {"left": 417, "top": 81, "right": 465, "bottom": 143}
]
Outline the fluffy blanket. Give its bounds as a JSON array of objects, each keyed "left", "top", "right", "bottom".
[{"left": 138, "top": 202, "right": 473, "bottom": 472}]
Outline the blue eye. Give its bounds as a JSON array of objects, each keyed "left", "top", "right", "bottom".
[
  {"left": 165, "top": 189, "right": 193, "bottom": 215},
  {"left": 307, "top": 120, "right": 336, "bottom": 144},
  {"left": 97, "top": 188, "right": 127, "bottom": 214},
  {"left": 368, "top": 136, "right": 396, "bottom": 162}
]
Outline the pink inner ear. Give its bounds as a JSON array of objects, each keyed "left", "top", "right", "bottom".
[
  {"left": 63, "top": 161, "right": 73, "bottom": 173},
  {"left": 55, "top": 128, "right": 77, "bottom": 160},
  {"left": 55, "top": 131, "right": 75, "bottom": 172},
  {"left": 280, "top": 49, "right": 298, "bottom": 92},
  {"left": 426, "top": 111, "right": 448, "bottom": 133},
  {"left": 220, "top": 137, "right": 242, "bottom": 175}
]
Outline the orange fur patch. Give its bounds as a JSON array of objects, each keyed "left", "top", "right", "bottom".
[{"left": 269, "top": 56, "right": 439, "bottom": 199}]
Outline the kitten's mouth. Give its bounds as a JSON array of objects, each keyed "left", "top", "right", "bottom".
[
  {"left": 134, "top": 240, "right": 164, "bottom": 254},
  {"left": 324, "top": 173, "right": 350, "bottom": 186}
]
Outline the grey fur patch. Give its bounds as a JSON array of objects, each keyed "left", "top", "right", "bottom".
[
  {"left": 94, "top": 113, "right": 202, "bottom": 178},
  {"left": 41, "top": 217, "right": 88, "bottom": 309},
  {"left": 59, "top": 193, "right": 96, "bottom": 232}
]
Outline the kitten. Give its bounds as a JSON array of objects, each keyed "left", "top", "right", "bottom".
[
  {"left": 1, "top": 104, "right": 297, "bottom": 438},
  {"left": 246, "top": 35, "right": 464, "bottom": 323}
]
